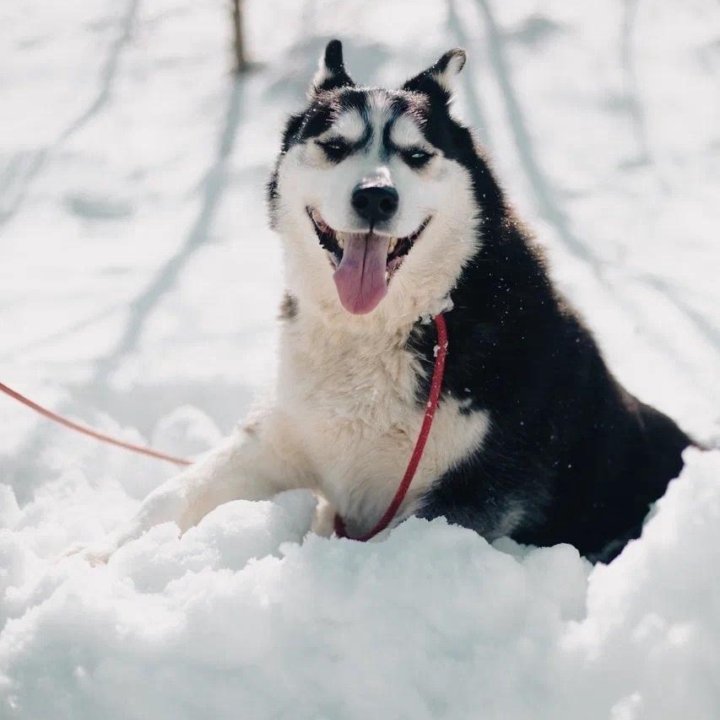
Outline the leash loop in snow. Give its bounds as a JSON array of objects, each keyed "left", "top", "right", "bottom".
[{"left": 334, "top": 312, "right": 449, "bottom": 541}]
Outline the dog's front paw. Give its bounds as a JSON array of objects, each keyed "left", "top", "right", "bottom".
[{"left": 311, "top": 495, "right": 337, "bottom": 537}]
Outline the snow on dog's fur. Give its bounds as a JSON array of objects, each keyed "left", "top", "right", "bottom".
[{"left": 79, "top": 41, "right": 692, "bottom": 565}]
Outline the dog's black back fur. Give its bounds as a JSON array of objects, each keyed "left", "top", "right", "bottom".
[{"left": 412, "top": 216, "right": 690, "bottom": 562}]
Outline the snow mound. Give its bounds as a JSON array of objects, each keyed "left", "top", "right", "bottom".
[{"left": 1, "top": 449, "right": 718, "bottom": 719}]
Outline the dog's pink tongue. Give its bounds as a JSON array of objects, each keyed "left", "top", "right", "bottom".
[{"left": 333, "top": 233, "right": 389, "bottom": 314}]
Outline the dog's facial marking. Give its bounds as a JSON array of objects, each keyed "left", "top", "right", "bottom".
[
  {"left": 383, "top": 116, "right": 437, "bottom": 171},
  {"left": 312, "top": 108, "right": 372, "bottom": 166},
  {"left": 387, "top": 116, "right": 427, "bottom": 151},
  {"left": 326, "top": 108, "right": 366, "bottom": 145}
]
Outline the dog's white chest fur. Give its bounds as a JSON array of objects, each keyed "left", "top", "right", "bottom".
[{"left": 278, "top": 311, "right": 489, "bottom": 535}]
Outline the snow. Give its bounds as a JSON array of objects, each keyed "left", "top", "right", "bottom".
[{"left": 1, "top": 0, "right": 719, "bottom": 717}]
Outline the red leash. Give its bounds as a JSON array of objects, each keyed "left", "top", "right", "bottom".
[
  {"left": 1, "top": 312, "right": 449, "bottom": 538},
  {"left": 0, "top": 381, "right": 191, "bottom": 467},
  {"left": 334, "top": 313, "right": 449, "bottom": 541}
]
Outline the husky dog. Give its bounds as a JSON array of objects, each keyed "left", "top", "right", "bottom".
[{"left": 86, "top": 41, "right": 691, "bottom": 564}]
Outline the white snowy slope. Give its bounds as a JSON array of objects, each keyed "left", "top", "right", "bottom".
[{"left": 1, "top": 0, "right": 719, "bottom": 718}]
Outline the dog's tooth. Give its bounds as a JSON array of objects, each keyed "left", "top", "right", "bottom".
[{"left": 389, "top": 238, "right": 397, "bottom": 253}]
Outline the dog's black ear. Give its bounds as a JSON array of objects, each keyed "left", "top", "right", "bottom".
[
  {"left": 310, "top": 39, "right": 355, "bottom": 95},
  {"left": 402, "top": 48, "right": 466, "bottom": 99}
]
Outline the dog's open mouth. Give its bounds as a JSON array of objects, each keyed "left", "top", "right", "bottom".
[{"left": 307, "top": 208, "right": 430, "bottom": 314}]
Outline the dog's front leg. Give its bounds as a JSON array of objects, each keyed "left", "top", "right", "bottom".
[{"left": 74, "top": 409, "right": 311, "bottom": 563}]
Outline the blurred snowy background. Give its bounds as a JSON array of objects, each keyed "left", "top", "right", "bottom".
[{"left": 1, "top": 1, "right": 719, "bottom": 718}]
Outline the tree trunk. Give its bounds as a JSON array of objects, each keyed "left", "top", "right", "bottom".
[{"left": 231, "top": 0, "right": 248, "bottom": 73}]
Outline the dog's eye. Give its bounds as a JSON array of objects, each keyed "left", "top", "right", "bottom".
[
  {"left": 402, "top": 148, "right": 434, "bottom": 168},
  {"left": 317, "top": 139, "right": 350, "bottom": 161}
]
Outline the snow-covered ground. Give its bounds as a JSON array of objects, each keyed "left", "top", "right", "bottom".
[{"left": 1, "top": 1, "right": 719, "bottom": 717}]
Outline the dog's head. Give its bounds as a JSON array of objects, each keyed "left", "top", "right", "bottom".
[{"left": 268, "top": 40, "right": 486, "bottom": 322}]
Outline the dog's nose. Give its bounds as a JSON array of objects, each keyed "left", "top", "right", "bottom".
[{"left": 351, "top": 183, "right": 399, "bottom": 223}]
